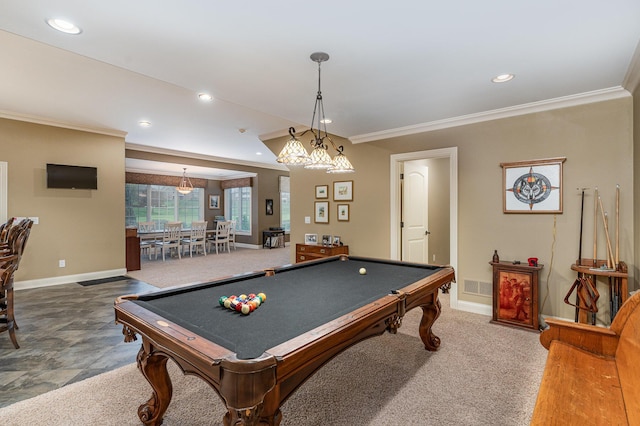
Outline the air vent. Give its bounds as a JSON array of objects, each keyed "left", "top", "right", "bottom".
[{"left": 463, "top": 279, "right": 492, "bottom": 298}]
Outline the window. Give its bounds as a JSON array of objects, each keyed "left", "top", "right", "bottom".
[
  {"left": 224, "top": 186, "right": 252, "bottom": 234},
  {"left": 125, "top": 184, "right": 204, "bottom": 228},
  {"left": 279, "top": 176, "right": 290, "bottom": 232}
]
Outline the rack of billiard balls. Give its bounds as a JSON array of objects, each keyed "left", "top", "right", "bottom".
[{"left": 219, "top": 293, "right": 266, "bottom": 315}]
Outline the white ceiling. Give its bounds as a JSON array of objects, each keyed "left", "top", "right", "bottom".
[{"left": 1, "top": 1, "right": 639, "bottom": 177}]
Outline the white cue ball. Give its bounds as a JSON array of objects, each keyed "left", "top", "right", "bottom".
[{"left": 359, "top": 267, "right": 367, "bottom": 275}]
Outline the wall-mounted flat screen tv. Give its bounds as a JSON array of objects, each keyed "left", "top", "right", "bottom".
[{"left": 46, "top": 163, "right": 98, "bottom": 190}]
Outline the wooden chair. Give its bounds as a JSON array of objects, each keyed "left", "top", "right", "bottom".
[
  {"left": 207, "top": 221, "right": 231, "bottom": 254},
  {"left": 0, "top": 219, "right": 32, "bottom": 349},
  {"left": 0, "top": 219, "right": 33, "bottom": 266},
  {"left": 0, "top": 217, "right": 15, "bottom": 244},
  {"left": 0, "top": 258, "right": 19, "bottom": 348},
  {"left": 155, "top": 222, "right": 182, "bottom": 261},
  {"left": 182, "top": 221, "right": 208, "bottom": 257},
  {"left": 228, "top": 220, "right": 237, "bottom": 250},
  {"left": 138, "top": 221, "right": 156, "bottom": 260}
]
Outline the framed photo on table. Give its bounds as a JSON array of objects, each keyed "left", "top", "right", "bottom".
[
  {"left": 314, "top": 201, "right": 329, "bottom": 223},
  {"left": 304, "top": 233, "right": 318, "bottom": 245},
  {"left": 501, "top": 157, "right": 565, "bottom": 213},
  {"left": 333, "top": 181, "right": 353, "bottom": 201}
]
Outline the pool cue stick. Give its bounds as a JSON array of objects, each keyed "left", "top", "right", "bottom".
[
  {"left": 598, "top": 197, "right": 616, "bottom": 269},
  {"left": 575, "top": 189, "right": 586, "bottom": 322},
  {"left": 615, "top": 184, "right": 619, "bottom": 268},
  {"left": 593, "top": 188, "right": 598, "bottom": 267},
  {"left": 605, "top": 212, "right": 609, "bottom": 268},
  {"left": 605, "top": 211, "right": 614, "bottom": 320},
  {"left": 614, "top": 185, "right": 620, "bottom": 315}
]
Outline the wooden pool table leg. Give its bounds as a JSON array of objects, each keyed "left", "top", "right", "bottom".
[
  {"left": 418, "top": 295, "right": 442, "bottom": 351},
  {"left": 223, "top": 404, "right": 282, "bottom": 426},
  {"left": 136, "top": 342, "right": 173, "bottom": 426}
]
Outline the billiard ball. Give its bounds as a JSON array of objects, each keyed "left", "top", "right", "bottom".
[
  {"left": 219, "top": 296, "right": 228, "bottom": 306},
  {"left": 359, "top": 267, "right": 367, "bottom": 275},
  {"left": 241, "top": 304, "right": 251, "bottom": 315},
  {"left": 223, "top": 299, "right": 232, "bottom": 309},
  {"left": 257, "top": 292, "right": 266, "bottom": 302}
]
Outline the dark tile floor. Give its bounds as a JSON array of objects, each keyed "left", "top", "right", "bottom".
[{"left": 0, "top": 277, "right": 156, "bottom": 408}]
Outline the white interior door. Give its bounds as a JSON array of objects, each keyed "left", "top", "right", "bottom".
[{"left": 402, "top": 160, "right": 428, "bottom": 263}]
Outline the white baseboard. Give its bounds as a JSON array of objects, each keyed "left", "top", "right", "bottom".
[
  {"left": 456, "top": 299, "right": 492, "bottom": 316},
  {"left": 15, "top": 268, "right": 128, "bottom": 290}
]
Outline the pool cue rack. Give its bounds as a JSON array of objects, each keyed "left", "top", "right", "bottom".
[{"left": 570, "top": 258, "right": 628, "bottom": 324}]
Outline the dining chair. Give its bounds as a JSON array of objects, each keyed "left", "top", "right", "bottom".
[
  {"left": 228, "top": 220, "right": 237, "bottom": 250},
  {"left": 155, "top": 222, "right": 182, "bottom": 261},
  {"left": 207, "top": 221, "right": 231, "bottom": 254},
  {"left": 182, "top": 221, "right": 208, "bottom": 257},
  {"left": 138, "top": 221, "right": 157, "bottom": 260}
]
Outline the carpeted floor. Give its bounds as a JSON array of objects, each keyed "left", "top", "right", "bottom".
[
  {"left": 126, "top": 246, "right": 293, "bottom": 289},
  {"left": 0, "top": 290, "right": 548, "bottom": 425}
]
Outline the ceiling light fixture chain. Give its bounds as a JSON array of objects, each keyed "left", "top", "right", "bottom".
[
  {"left": 276, "top": 52, "right": 354, "bottom": 173},
  {"left": 176, "top": 167, "right": 194, "bottom": 195}
]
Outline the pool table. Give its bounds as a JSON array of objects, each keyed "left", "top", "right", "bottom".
[{"left": 114, "top": 255, "right": 455, "bottom": 426}]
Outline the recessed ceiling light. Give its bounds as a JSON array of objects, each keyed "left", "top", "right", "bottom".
[
  {"left": 138, "top": 120, "right": 152, "bottom": 127},
  {"left": 256, "top": 152, "right": 263, "bottom": 156},
  {"left": 198, "top": 93, "right": 213, "bottom": 101},
  {"left": 46, "top": 18, "right": 82, "bottom": 35},
  {"left": 492, "top": 74, "right": 515, "bottom": 83},
  {"left": 320, "top": 118, "right": 332, "bottom": 124}
]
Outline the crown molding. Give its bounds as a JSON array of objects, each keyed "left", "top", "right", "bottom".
[
  {"left": 0, "top": 110, "right": 127, "bottom": 138},
  {"left": 623, "top": 40, "right": 640, "bottom": 93},
  {"left": 349, "top": 87, "right": 630, "bottom": 144},
  {"left": 125, "top": 143, "right": 289, "bottom": 172}
]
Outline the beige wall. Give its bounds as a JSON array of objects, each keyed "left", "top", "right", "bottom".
[
  {"left": 264, "top": 97, "right": 634, "bottom": 322},
  {"left": 632, "top": 64, "right": 640, "bottom": 295},
  {"left": 424, "top": 157, "right": 450, "bottom": 264},
  {"left": 0, "top": 118, "right": 126, "bottom": 282}
]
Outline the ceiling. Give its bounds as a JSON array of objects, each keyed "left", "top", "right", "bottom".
[{"left": 1, "top": 1, "right": 639, "bottom": 177}]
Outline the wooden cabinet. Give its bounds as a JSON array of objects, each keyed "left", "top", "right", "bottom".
[
  {"left": 296, "top": 244, "right": 349, "bottom": 263},
  {"left": 490, "top": 261, "right": 542, "bottom": 332},
  {"left": 125, "top": 227, "right": 141, "bottom": 271}
]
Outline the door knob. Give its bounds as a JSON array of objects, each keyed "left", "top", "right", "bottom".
[{"left": 425, "top": 230, "right": 431, "bottom": 235}]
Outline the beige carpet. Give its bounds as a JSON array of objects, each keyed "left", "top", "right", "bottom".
[
  {"left": 127, "top": 246, "right": 293, "bottom": 289},
  {"left": 0, "top": 289, "right": 548, "bottom": 425}
]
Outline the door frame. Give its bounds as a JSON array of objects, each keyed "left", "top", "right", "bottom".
[{"left": 390, "top": 147, "right": 458, "bottom": 308}]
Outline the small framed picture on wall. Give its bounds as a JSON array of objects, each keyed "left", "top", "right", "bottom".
[
  {"left": 333, "top": 180, "right": 353, "bottom": 201},
  {"left": 315, "top": 185, "right": 329, "bottom": 199},
  {"left": 337, "top": 204, "right": 349, "bottom": 221},
  {"left": 266, "top": 199, "right": 273, "bottom": 215},
  {"left": 209, "top": 195, "right": 220, "bottom": 209},
  {"left": 314, "top": 201, "right": 329, "bottom": 223}
]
